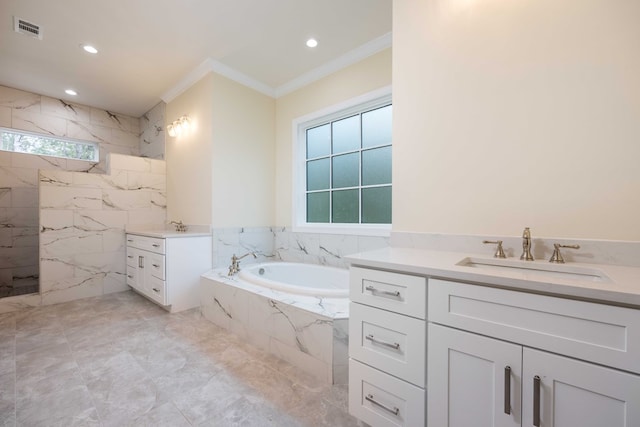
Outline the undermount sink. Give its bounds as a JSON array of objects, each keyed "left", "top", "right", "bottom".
[{"left": 456, "top": 257, "right": 611, "bottom": 283}]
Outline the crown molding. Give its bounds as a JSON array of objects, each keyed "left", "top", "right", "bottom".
[{"left": 160, "top": 32, "right": 392, "bottom": 103}]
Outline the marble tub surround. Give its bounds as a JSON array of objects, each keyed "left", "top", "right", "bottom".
[
  {"left": 138, "top": 101, "right": 166, "bottom": 160},
  {"left": 201, "top": 268, "right": 349, "bottom": 384},
  {"left": 0, "top": 290, "right": 359, "bottom": 426},
  {"left": 211, "top": 225, "right": 390, "bottom": 269},
  {"left": 31, "top": 154, "right": 167, "bottom": 310},
  {"left": 391, "top": 231, "right": 640, "bottom": 268}
]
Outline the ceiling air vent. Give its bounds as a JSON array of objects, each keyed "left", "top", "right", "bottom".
[{"left": 13, "top": 17, "right": 43, "bottom": 40}]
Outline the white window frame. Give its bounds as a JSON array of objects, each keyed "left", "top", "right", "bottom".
[
  {"left": 292, "top": 86, "right": 392, "bottom": 236},
  {"left": 0, "top": 126, "right": 99, "bottom": 162}
]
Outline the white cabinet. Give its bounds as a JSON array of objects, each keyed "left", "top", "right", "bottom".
[
  {"left": 126, "top": 233, "right": 211, "bottom": 313},
  {"left": 428, "top": 323, "right": 521, "bottom": 427},
  {"left": 428, "top": 280, "right": 640, "bottom": 427},
  {"left": 348, "top": 266, "right": 427, "bottom": 427}
]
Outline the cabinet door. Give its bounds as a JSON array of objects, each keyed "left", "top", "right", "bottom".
[
  {"left": 522, "top": 348, "right": 640, "bottom": 427},
  {"left": 428, "top": 324, "right": 522, "bottom": 427}
]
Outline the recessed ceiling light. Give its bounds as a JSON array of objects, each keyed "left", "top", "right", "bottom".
[
  {"left": 82, "top": 44, "right": 98, "bottom": 54},
  {"left": 65, "top": 89, "right": 77, "bottom": 96},
  {"left": 306, "top": 38, "right": 318, "bottom": 48}
]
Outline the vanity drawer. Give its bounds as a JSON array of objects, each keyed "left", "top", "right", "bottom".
[
  {"left": 126, "top": 248, "right": 137, "bottom": 267},
  {"left": 349, "top": 302, "right": 426, "bottom": 387},
  {"left": 349, "top": 359, "right": 425, "bottom": 427},
  {"left": 147, "top": 253, "right": 165, "bottom": 280},
  {"left": 146, "top": 275, "right": 167, "bottom": 305},
  {"left": 429, "top": 279, "right": 640, "bottom": 374},
  {"left": 126, "top": 234, "right": 166, "bottom": 254},
  {"left": 126, "top": 266, "right": 138, "bottom": 289},
  {"left": 350, "top": 266, "right": 426, "bottom": 319}
]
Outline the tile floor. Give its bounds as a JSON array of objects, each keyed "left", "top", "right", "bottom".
[{"left": 0, "top": 291, "right": 364, "bottom": 426}]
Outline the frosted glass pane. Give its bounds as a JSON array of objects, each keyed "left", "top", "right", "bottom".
[
  {"left": 362, "top": 146, "right": 392, "bottom": 186},
  {"left": 362, "top": 104, "right": 392, "bottom": 148},
  {"left": 332, "top": 153, "right": 359, "bottom": 189},
  {"left": 332, "top": 189, "right": 359, "bottom": 223},
  {"left": 307, "top": 124, "right": 330, "bottom": 159},
  {"left": 362, "top": 186, "right": 392, "bottom": 224},
  {"left": 307, "top": 192, "right": 329, "bottom": 223},
  {"left": 307, "top": 158, "right": 329, "bottom": 191},
  {"left": 332, "top": 115, "right": 360, "bottom": 154}
]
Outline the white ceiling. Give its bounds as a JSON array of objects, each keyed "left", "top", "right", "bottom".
[{"left": 0, "top": 0, "right": 392, "bottom": 117}]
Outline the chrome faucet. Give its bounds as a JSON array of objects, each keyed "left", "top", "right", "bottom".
[
  {"left": 520, "top": 227, "right": 534, "bottom": 261},
  {"left": 228, "top": 252, "right": 257, "bottom": 276}
]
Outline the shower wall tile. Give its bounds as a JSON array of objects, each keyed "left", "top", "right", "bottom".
[
  {"left": 139, "top": 102, "right": 165, "bottom": 160},
  {"left": 0, "top": 106, "right": 10, "bottom": 127},
  {"left": 37, "top": 154, "right": 167, "bottom": 306},
  {"left": 41, "top": 96, "right": 92, "bottom": 123},
  {"left": 12, "top": 109, "right": 67, "bottom": 136},
  {"left": 0, "top": 84, "right": 145, "bottom": 303}
]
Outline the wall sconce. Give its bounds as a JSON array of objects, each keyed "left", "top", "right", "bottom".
[{"left": 167, "top": 115, "right": 191, "bottom": 138}]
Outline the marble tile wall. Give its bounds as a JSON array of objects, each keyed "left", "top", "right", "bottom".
[
  {"left": 38, "top": 154, "right": 166, "bottom": 306},
  {"left": 0, "top": 85, "right": 141, "bottom": 173},
  {"left": 0, "top": 85, "right": 143, "bottom": 300},
  {"left": 139, "top": 102, "right": 166, "bottom": 159},
  {"left": 211, "top": 226, "right": 390, "bottom": 270}
]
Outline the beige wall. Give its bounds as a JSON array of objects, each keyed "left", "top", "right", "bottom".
[
  {"left": 211, "top": 73, "right": 275, "bottom": 227},
  {"left": 393, "top": 0, "right": 640, "bottom": 240},
  {"left": 166, "top": 74, "right": 214, "bottom": 225},
  {"left": 275, "top": 49, "right": 392, "bottom": 226},
  {"left": 166, "top": 72, "right": 275, "bottom": 228}
]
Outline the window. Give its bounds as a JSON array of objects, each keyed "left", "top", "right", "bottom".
[
  {"left": 0, "top": 127, "right": 99, "bottom": 162},
  {"left": 294, "top": 88, "right": 392, "bottom": 234}
]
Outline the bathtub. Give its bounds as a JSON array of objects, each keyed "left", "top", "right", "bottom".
[
  {"left": 238, "top": 262, "right": 349, "bottom": 298},
  {"left": 200, "top": 262, "right": 349, "bottom": 384}
]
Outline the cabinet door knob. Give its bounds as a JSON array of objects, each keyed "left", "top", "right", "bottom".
[{"left": 504, "top": 366, "right": 511, "bottom": 415}]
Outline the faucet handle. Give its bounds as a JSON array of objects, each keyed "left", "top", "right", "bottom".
[
  {"left": 549, "top": 243, "right": 580, "bottom": 264},
  {"left": 483, "top": 240, "right": 506, "bottom": 259}
]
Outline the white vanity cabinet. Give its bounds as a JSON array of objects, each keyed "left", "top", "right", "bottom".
[
  {"left": 348, "top": 266, "right": 427, "bottom": 427},
  {"left": 428, "top": 279, "right": 640, "bottom": 427},
  {"left": 125, "top": 232, "right": 211, "bottom": 313}
]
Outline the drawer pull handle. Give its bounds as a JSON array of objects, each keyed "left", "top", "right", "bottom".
[
  {"left": 152, "top": 264, "right": 160, "bottom": 268},
  {"left": 365, "top": 285, "right": 401, "bottom": 298},
  {"left": 365, "top": 394, "right": 399, "bottom": 416},
  {"left": 152, "top": 288, "right": 160, "bottom": 293},
  {"left": 365, "top": 334, "right": 400, "bottom": 350},
  {"left": 127, "top": 239, "right": 134, "bottom": 242},
  {"left": 504, "top": 366, "right": 511, "bottom": 415},
  {"left": 152, "top": 244, "right": 160, "bottom": 248},
  {"left": 127, "top": 275, "right": 133, "bottom": 279},
  {"left": 533, "top": 375, "right": 541, "bottom": 427},
  {"left": 127, "top": 255, "right": 133, "bottom": 259}
]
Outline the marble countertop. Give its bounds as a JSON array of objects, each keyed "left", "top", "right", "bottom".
[
  {"left": 126, "top": 225, "right": 211, "bottom": 239},
  {"left": 345, "top": 247, "right": 640, "bottom": 308}
]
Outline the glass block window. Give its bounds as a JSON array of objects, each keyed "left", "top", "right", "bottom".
[
  {"left": 0, "top": 127, "right": 99, "bottom": 162},
  {"left": 304, "top": 103, "right": 392, "bottom": 225}
]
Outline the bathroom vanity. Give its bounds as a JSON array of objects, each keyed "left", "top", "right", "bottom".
[
  {"left": 126, "top": 228, "right": 211, "bottom": 312},
  {"left": 346, "top": 247, "right": 640, "bottom": 427}
]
